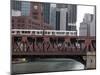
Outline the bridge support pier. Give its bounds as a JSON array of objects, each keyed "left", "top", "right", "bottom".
[{"left": 85, "top": 52, "right": 96, "bottom": 69}]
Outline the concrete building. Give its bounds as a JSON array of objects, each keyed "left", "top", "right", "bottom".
[
  {"left": 50, "top": 4, "right": 56, "bottom": 29},
  {"left": 54, "top": 4, "right": 77, "bottom": 31},
  {"left": 79, "top": 13, "right": 95, "bottom": 36},
  {"left": 90, "top": 14, "right": 95, "bottom": 36},
  {"left": 56, "top": 8, "right": 68, "bottom": 30},
  {"left": 12, "top": 16, "right": 53, "bottom": 29},
  {"left": 50, "top": 4, "right": 77, "bottom": 32},
  {"left": 12, "top": 10, "right": 21, "bottom": 16}
]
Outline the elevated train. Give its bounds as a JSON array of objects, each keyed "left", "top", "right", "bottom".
[{"left": 12, "top": 29, "right": 77, "bottom": 36}]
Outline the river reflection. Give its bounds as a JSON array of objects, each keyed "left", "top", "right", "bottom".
[{"left": 12, "top": 58, "right": 85, "bottom": 74}]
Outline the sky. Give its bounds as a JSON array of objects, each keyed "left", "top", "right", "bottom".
[{"left": 77, "top": 5, "right": 95, "bottom": 35}]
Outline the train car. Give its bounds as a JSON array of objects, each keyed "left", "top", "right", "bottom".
[
  {"left": 11, "top": 29, "right": 77, "bottom": 36},
  {"left": 11, "top": 29, "right": 43, "bottom": 35},
  {"left": 44, "top": 30, "right": 77, "bottom": 36}
]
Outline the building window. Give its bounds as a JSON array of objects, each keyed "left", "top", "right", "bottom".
[
  {"left": 18, "top": 24, "right": 20, "bottom": 27},
  {"left": 56, "top": 11, "right": 60, "bottom": 30},
  {"left": 22, "top": 24, "right": 25, "bottom": 27},
  {"left": 33, "top": 12, "right": 38, "bottom": 15},
  {"left": 17, "top": 20, "right": 21, "bottom": 23},
  {"left": 28, "top": 20, "right": 31, "bottom": 23},
  {"left": 33, "top": 16, "right": 38, "bottom": 19},
  {"left": 12, "top": 24, "right": 14, "bottom": 27},
  {"left": 21, "top": 2, "right": 30, "bottom": 16},
  {"left": 22, "top": 20, "right": 25, "bottom": 23},
  {"left": 12, "top": 20, "right": 14, "bottom": 23},
  {"left": 66, "top": 12, "right": 68, "bottom": 30}
]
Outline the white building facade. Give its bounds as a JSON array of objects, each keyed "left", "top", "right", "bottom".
[{"left": 79, "top": 13, "right": 95, "bottom": 36}]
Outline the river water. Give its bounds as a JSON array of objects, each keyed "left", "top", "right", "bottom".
[{"left": 12, "top": 58, "right": 85, "bottom": 74}]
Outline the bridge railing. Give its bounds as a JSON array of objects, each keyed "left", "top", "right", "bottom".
[{"left": 12, "top": 35, "right": 96, "bottom": 55}]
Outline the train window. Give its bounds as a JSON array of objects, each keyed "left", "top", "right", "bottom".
[
  {"left": 40, "top": 31, "right": 42, "bottom": 34},
  {"left": 17, "top": 31, "right": 20, "bottom": 33},
  {"left": 74, "top": 32, "right": 77, "bottom": 35},
  {"left": 62, "top": 32, "right": 65, "bottom": 34},
  {"left": 27, "top": 31, "right": 30, "bottom": 33},
  {"left": 57, "top": 32, "right": 64, "bottom": 34},
  {"left": 45, "top": 32, "right": 47, "bottom": 34},
  {"left": 70, "top": 32, "right": 73, "bottom": 35},
  {"left": 24, "top": 31, "right": 28, "bottom": 33},
  {"left": 66, "top": 32, "right": 69, "bottom": 34},
  {"left": 52, "top": 32, "right": 55, "bottom": 34},
  {"left": 37, "top": 32, "right": 40, "bottom": 34},
  {"left": 12, "top": 31, "right": 15, "bottom": 33},
  {"left": 48, "top": 32, "right": 50, "bottom": 34},
  {"left": 56, "top": 32, "right": 59, "bottom": 34},
  {"left": 22, "top": 31, "right": 25, "bottom": 33},
  {"left": 32, "top": 31, "right": 35, "bottom": 34}
]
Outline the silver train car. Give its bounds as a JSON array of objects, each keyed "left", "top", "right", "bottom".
[{"left": 11, "top": 29, "right": 77, "bottom": 36}]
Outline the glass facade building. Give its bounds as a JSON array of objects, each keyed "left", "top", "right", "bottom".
[
  {"left": 68, "top": 4, "right": 77, "bottom": 25},
  {"left": 55, "top": 4, "right": 77, "bottom": 31},
  {"left": 56, "top": 11, "right": 60, "bottom": 30},
  {"left": 50, "top": 6, "right": 56, "bottom": 29},
  {"left": 11, "top": 0, "right": 31, "bottom": 16},
  {"left": 42, "top": 3, "right": 50, "bottom": 24},
  {"left": 21, "top": 2, "right": 30, "bottom": 16},
  {"left": 11, "top": 0, "right": 22, "bottom": 11}
]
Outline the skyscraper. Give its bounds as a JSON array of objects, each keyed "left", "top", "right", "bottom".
[
  {"left": 67, "top": 4, "right": 77, "bottom": 31},
  {"left": 42, "top": 3, "right": 50, "bottom": 24},
  {"left": 21, "top": 2, "right": 31, "bottom": 16},
  {"left": 50, "top": 4, "right": 56, "bottom": 29},
  {"left": 55, "top": 4, "right": 77, "bottom": 31},
  {"left": 11, "top": 0, "right": 31, "bottom": 16},
  {"left": 79, "top": 13, "right": 95, "bottom": 36},
  {"left": 56, "top": 10, "right": 60, "bottom": 30},
  {"left": 56, "top": 8, "right": 68, "bottom": 30},
  {"left": 11, "top": 0, "right": 22, "bottom": 11}
]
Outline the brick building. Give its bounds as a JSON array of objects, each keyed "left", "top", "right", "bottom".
[{"left": 11, "top": 1, "right": 54, "bottom": 30}]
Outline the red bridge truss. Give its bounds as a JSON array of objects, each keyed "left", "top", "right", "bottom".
[{"left": 12, "top": 35, "right": 96, "bottom": 56}]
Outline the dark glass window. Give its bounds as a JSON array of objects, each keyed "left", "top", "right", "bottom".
[{"left": 56, "top": 11, "right": 60, "bottom": 30}]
